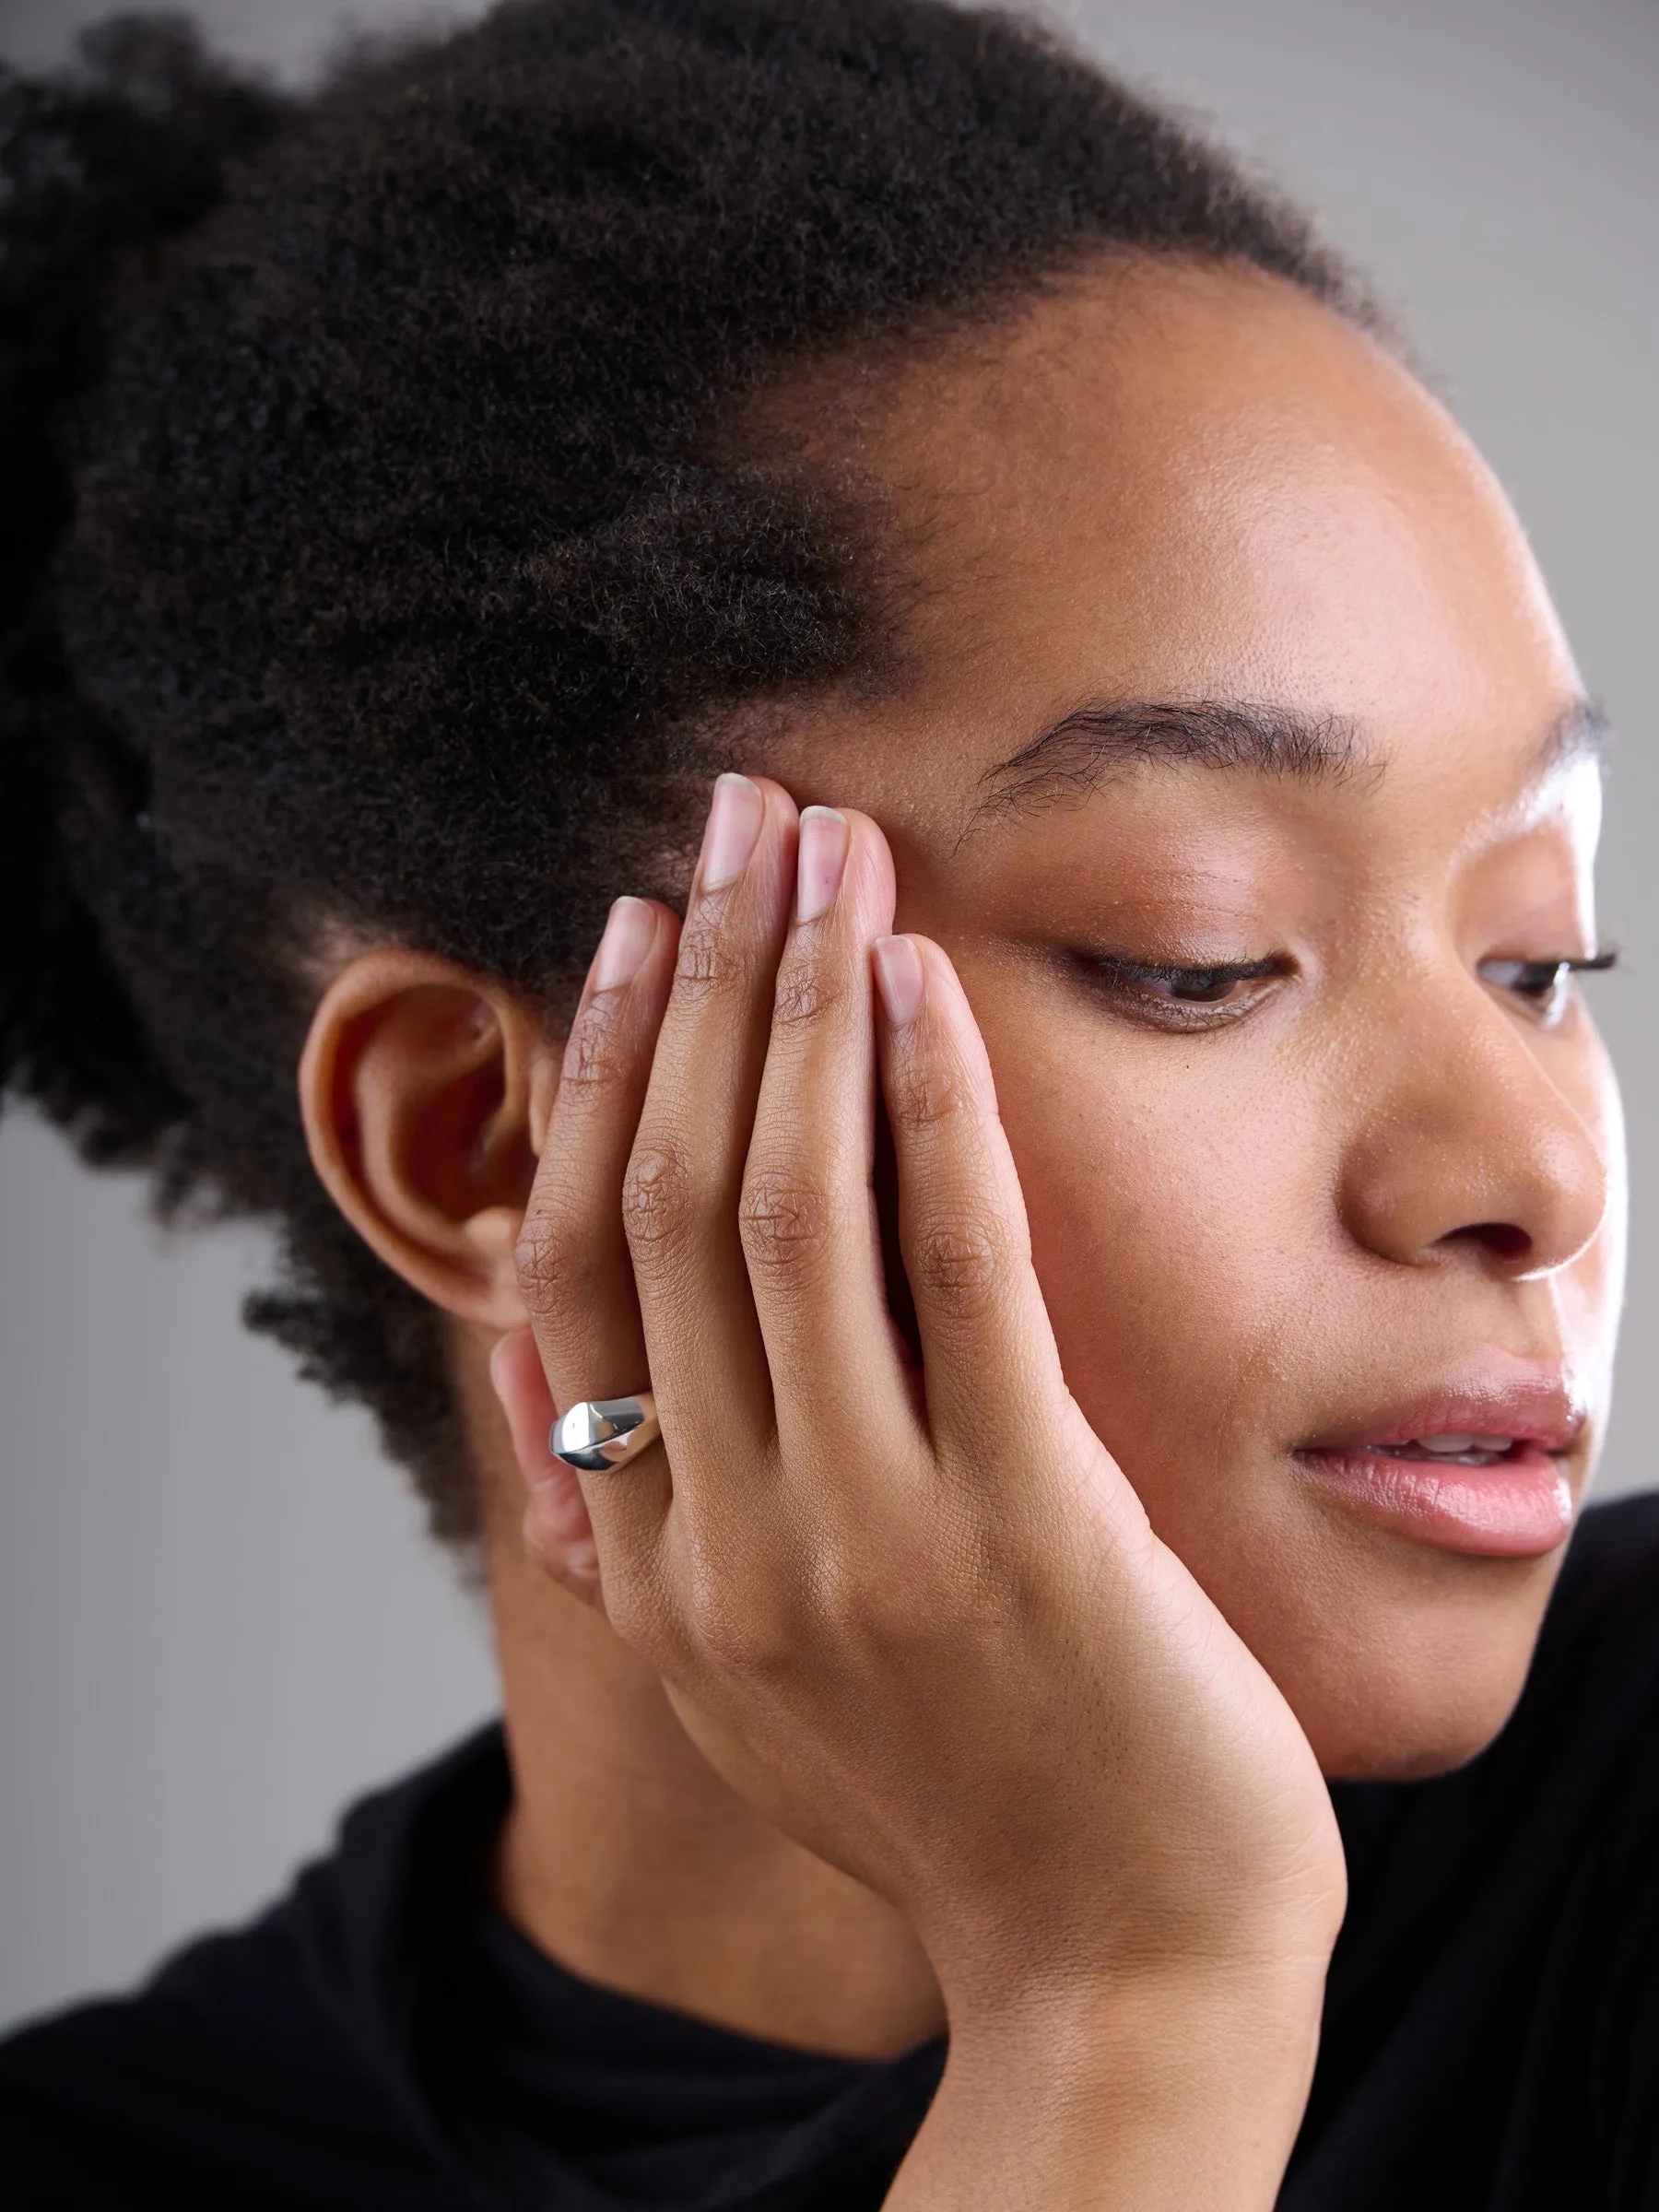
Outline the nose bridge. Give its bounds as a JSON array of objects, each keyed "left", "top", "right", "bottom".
[{"left": 1336, "top": 959, "right": 1607, "bottom": 1277}]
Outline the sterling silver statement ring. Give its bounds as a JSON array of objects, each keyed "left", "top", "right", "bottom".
[{"left": 549, "top": 1393, "right": 660, "bottom": 1473}]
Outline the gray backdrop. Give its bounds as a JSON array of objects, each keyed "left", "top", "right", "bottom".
[{"left": 2, "top": 0, "right": 1655, "bottom": 2035}]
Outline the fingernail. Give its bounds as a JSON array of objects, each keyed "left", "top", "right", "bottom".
[
  {"left": 873, "top": 935, "right": 925, "bottom": 1026},
  {"left": 795, "top": 806, "right": 850, "bottom": 922},
  {"left": 700, "top": 772, "right": 765, "bottom": 891},
  {"left": 591, "top": 895, "right": 655, "bottom": 993},
  {"left": 488, "top": 1331, "right": 514, "bottom": 1403}
]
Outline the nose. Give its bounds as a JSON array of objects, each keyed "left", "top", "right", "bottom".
[{"left": 1335, "top": 976, "right": 1608, "bottom": 1279}]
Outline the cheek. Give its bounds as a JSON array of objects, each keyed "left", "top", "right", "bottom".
[
  {"left": 977, "top": 1003, "right": 1563, "bottom": 1777},
  {"left": 980, "top": 987, "right": 1331, "bottom": 1506}
]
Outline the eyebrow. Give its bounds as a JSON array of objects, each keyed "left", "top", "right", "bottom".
[
  {"left": 975, "top": 699, "right": 1367, "bottom": 821},
  {"left": 972, "top": 694, "right": 1608, "bottom": 824}
]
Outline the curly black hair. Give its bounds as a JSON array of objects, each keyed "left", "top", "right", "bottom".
[{"left": 0, "top": 0, "right": 1371, "bottom": 1544}]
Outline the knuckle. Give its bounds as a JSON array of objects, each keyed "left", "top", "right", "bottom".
[
  {"left": 673, "top": 1516, "right": 804, "bottom": 1682},
  {"left": 685, "top": 1577, "right": 794, "bottom": 1685},
  {"left": 513, "top": 1204, "right": 598, "bottom": 1323},
  {"left": 559, "top": 993, "right": 632, "bottom": 1092},
  {"left": 912, "top": 1216, "right": 1002, "bottom": 1322},
  {"left": 738, "top": 1168, "right": 834, "bottom": 1281},
  {"left": 672, "top": 907, "right": 744, "bottom": 1006},
  {"left": 891, "top": 1057, "right": 971, "bottom": 1135},
  {"left": 771, "top": 956, "right": 843, "bottom": 1032},
  {"left": 620, "top": 1141, "right": 699, "bottom": 1253}
]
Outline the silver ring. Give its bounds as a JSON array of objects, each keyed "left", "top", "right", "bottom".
[{"left": 549, "top": 1392, "right": 660, "bottom": 1473}]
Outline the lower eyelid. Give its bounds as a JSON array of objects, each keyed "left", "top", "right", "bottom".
[{"left": 1091, "top": 974, "right": 1279, "bottom": 1027}]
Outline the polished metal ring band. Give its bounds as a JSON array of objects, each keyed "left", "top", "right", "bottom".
[{"left": 549, "top": 1393, "right": 660, "bottom": 1473}]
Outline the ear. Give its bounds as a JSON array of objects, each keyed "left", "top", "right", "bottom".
[{"left": 300, "top": 948, "right": 559, "bottom": 1328}]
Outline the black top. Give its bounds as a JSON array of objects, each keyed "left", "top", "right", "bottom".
[{"left": 6, "top": 1493, "right": 1659, "bottom": 2210}]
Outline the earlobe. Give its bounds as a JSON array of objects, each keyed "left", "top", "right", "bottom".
[{"left": 300, "top": 947, "right": 553, "bottom": 1328}]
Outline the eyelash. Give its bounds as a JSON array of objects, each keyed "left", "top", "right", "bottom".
[
  {"left": 1477, "top": 951, "right": 1618, "bottom": 1027},
  {"left": 1078, "top": 955, "right": 1287, "bottom": 1030},
  {"left": 1077, "top": 951, "right": 1618, "bottom": 1032}
]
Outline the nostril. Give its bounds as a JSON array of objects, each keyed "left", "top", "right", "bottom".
[{"left": 1445, "top": 1221, "right": 1533, "bottom": 1263}]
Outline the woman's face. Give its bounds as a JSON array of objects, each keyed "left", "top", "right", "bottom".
[{"left": 766, "top": 258, "right": 1623, "bottom": 1780}]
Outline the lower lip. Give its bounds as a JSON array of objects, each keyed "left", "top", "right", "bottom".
[{"left": 1296, "top": 1444, "right": 1573, "bottom": 1558}]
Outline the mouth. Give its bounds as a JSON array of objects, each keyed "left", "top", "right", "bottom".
[{"left": 1294, "top": 1384, "right": 1584, "bottom": 1559}]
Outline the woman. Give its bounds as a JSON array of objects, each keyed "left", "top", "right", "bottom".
[{"left": 1, "top": 2, "right": 1653, "bottom": 2205}]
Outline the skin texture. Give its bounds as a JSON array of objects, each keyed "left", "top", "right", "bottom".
[
  {"left": 758, "top": 258, "right": 1620, "bottom": 1780},
  {"left": 300, "top": 258, "right": 1624, "bottom": 2201}
]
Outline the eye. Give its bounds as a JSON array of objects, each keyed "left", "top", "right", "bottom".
[
  {"left": 1075, "top": 955, "right": 1288, "bottom": 1030},
  {"left": 1478, "top": 951, "right": 1617, "bottom": 1027}
]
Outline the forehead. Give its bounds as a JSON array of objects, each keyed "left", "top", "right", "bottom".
[{"left": 773, "top": 258, "right": 1582, "bottom": 834}]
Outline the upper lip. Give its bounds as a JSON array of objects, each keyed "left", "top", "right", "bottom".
[{"left": 1300, "top": 1370, "right": 1588, "bottom": 1458}]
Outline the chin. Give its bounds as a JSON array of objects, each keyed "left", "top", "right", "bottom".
[
  {"left": 1288, "top": 1626, "right": 1544, "bottom": 1783},
  {"left": 1315, "top": 1719, "right": 1514, "bottom": 1786},
  {"left": 1218, "top": 1521, "right": 1566, "bottom": 1787}
]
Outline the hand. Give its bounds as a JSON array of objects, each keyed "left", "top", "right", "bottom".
[{"left": 494, "top": 773, "right": 1346, "bottom": 2203}]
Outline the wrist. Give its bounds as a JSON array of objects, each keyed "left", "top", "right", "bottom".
[
  {"left": 887, "top": 1961, "right": 1329, "bottom": 2211},
  {"left": 924, "top": 1880, "right": 1343, "bottom": 2044}
]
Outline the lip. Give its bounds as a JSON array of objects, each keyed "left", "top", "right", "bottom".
[{"left": 1295, "top": 1371, "right": 1586, "bottom": 1559}]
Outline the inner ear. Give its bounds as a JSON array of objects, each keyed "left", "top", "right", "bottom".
[
  {"left": 417, "top": 1047, "right": 512, "bottom": 1213},
  {"left": 301, "top": 949, "right": 552, "bottom": 1328},
  {"left": 380, "top": 986, "right": 532, "bottom": 1220}
]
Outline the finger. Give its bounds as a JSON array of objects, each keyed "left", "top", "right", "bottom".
[
  {"left": 515, "top": 892, "right": 680, "bottom": 1583},
  {"left": 488, "top": 1327, "right": 602, "bottom": 1605},
  {"left": 872, "top": 934, "right": 1077, "bottom": 1466},
  {"left": 622, "top": 775, "right": 798, "bottom": 1501},
  {"left": 739, "top": 807, "right": 924, "bottom": 1476}
]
